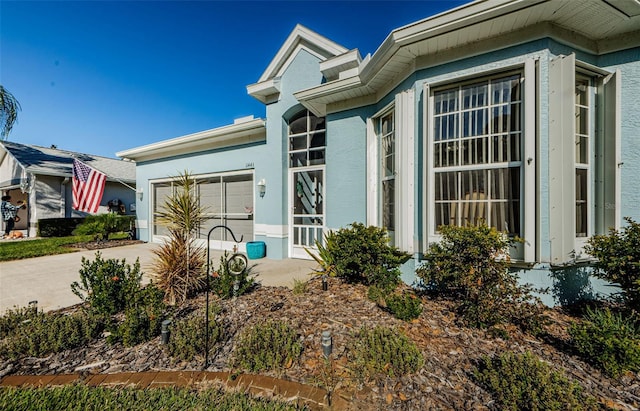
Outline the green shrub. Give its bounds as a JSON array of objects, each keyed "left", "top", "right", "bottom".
[
  {"left": 347, "top": 325, "right": 424, "bottom": 381},
  {"left": 314, "top": 223, "right": 409, "bottom": 288},
  {"left": 473, "top": 351, "right": 599, "bottom": 411},
  {"left": 384, "top": 291, "right": 423, "bottom": 321},
  {"left": 73, "top": 214, "right": 134, "bottom": 241},
  {"left": 292, "top": 278, "right": 308, "bottom": 295},
  {"left": 71, "top": 252, "right": 143, "bottom": 316},
  {"left": 210, "top": 251, "right": 256, "bottom": 299},
  {"left": 166, "top": 305, "right": 223, "bottom": 362},
  {"left": 37, "top": 217, "right": 85, "bottom": 237},
  {"left": 0, "top": 310, "right": 103, "bottom": 359},
  {"left": 416, "top": 224, "right": 543, "bottom": 331},
  {"left": 110, "top": 284, "right": 166, "bottom": 347},
  {"left": 231, "top": 320, "right": 303, "bottom": 373},
  {"left": 0, "top": 305, "right": 39, "bottom": 339},
  {"left": 585, "top": 217, "right": 640, "bottom": 312},
  {"left": 569, "top": 307, "right": 640, "bottom": 378}
]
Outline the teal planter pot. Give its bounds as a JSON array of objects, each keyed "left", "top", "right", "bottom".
[{"left": 246, "top": 241, "right": 266, "bottom": 259}]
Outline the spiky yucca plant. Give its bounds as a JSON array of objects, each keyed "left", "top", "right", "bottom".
[{"left": 150, "top": 171, "right": 208, "bottom": 305}]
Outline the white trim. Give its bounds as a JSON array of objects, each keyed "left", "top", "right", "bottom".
[
  {"left": 254, "top": 223, "right": 288, "bottom": 238},
  {"left": 396, "top": 89, "right": 415, "bottom": 253},
  {"left": 422, "top": 82, "right": 430, "bottom": 253},
  {"left": 523, "top": 58, "right": 536, "bottom": 262},
  {"left": 257, "top": 24, "right": 347, "bottom": 83},
  {"left": 117, "top": 119, "right": 266, "bottom": 162},
  {"left": 612, "top": 69, "right": 621, "bottom": 229},
  {"left": 548, "top": 53, "right": 576, "bottom": 265},
  {"left": 366, "top": 117, "right": 377, "bottom": 226}
]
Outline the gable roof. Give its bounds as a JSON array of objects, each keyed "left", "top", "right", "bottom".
[
  {"left": 247, "top": 24, "right": 349, "bottom": 104},
  {"left": 1, "top": 141, "right": 136, "bottom": 183}
]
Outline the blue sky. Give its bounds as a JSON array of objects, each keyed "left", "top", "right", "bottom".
[{"left": 2, "top": 1, "right": 466, "bottom": 158}]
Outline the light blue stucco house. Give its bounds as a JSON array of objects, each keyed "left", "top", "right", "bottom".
[{"left": 118, "top": 0, "right": 640, "bottom": 304}]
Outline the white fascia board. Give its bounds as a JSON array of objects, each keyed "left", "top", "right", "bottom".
[
  {"left": 116, "top": 119, "right": 266, "bottom": 162},
  {"left": 247, "top": 77, "right": 281, "bottom": 103},
  {"left": 294, "top": 75, "right": 363, "bottom": 102},
  {"left": 319, "top": 49, "right": 362, "bottom": 80},
  {"left": 257, "top": 24, "right": 348, "bottom": 83}
]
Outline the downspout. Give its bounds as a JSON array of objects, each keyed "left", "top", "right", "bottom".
[{"left": 61, "top": 177, "right": 70, "bottom": 217}]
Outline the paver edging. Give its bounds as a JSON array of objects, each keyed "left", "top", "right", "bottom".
[{"left": 1, "top": 371, "right": 352, "bottom": 409}]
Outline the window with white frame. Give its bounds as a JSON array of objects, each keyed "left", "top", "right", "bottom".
[
  {"left": 575, "top": 76, "right": 590, "bottom": 238},
  {"left": 288, "top": 110, "right": 326, "bottom": 167},
  {"left": 432, "top": 73, "right": 522, "bottom": 236},
  {"left": 376, "top": 110, "right": 395, "bottom": 243}
]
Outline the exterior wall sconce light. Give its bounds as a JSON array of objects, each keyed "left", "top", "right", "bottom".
[
  {"left": 137, "top": 189, "right": 143, "bottom": 201},
  {"left": 257, "top": 179, "right": 266, "bottom": 198}
]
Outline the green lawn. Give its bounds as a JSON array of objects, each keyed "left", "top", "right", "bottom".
[
  {"left": 0, "top": 234, "right": 130, "bottom": 262},
  {"left": 0, "top": 235, "right": 93, "bottom": 262}
]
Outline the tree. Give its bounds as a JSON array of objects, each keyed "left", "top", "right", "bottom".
[
  {"left": 0, "top": 86, "right": 21, "bottom": 139},
  {"left": 150, "top": 170, "right": 209, "bottom": 305}
]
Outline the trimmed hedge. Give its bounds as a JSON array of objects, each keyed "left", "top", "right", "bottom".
[{"left": 38, "top": 218, "right": 85, "bottom": 237}]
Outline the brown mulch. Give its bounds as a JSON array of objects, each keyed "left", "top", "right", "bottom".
[
  {"left": 1, "top": 265, "right": 638, "bottom": 409},
  {"left": 67, "top": 239, "right": 143, "bottom": 250}
]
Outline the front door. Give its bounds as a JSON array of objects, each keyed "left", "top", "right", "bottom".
[{"left": 290, "top": 168, "right": 324, "bottom": 259}]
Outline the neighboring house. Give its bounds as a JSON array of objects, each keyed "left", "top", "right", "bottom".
[
  {"left": 0, "top": 141, "right": 136, "bottom": 237},
  {"left": 118, "top": 0, "right": 640, "bottom": 303}
]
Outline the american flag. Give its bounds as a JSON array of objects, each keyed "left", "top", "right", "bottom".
[{"left": 72, "top": 159, "right": 106, "bottom": 213}]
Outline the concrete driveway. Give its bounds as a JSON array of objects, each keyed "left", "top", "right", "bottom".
[{"left": 0, "top": 242, "right": 317, "bottom": 313}]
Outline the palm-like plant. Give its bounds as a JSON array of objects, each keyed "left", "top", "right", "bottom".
[
  {"left": 1, "top": 85, "right": 21, "bottom": 139},
  {"left": 150, "top": 170, "right": 208, "bottom": 305}
]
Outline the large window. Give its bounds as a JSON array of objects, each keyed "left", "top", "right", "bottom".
[
  {"left": 432, "top": 73, "right": 522, "bottom": 236},
  {"left": 289, "top": 110, "right": 326, "bottom": 167}
]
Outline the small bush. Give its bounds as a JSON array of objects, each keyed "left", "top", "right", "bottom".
[
  {"left": 385, "top": 291, "right": 423, "bottom": 321},
  {"left": 71, "top": 252, "right": 143, "bottom": 316},
  {"left": 316, "top": 223, "right": 409, "bottom": 288},
  {"left": 569, "top": 307, "right": 640, "bottom": 378},
  {"left": 73, "top": 214, "right": 134, "bottom": 241},
  {"left": 0, "top": 310, "right": 103, "bottom": 359},
  {"left": 166, "top": 305, "right": 224, "bottom": 362},
  {"left": 210, "top": 251, "right": 256, "bottom": 300},
  {"left": 292, "top": 278, "right": 308, "bottom": 295},
  {"left": 110, "top": 284, "right": 166, "bottom": 347},
  {"left": 416, "top": 224, "right": 543, "bottom": 331},
  {"left": 347, "top": 325, "right": 424, "bottom": 381},
  {"left": 231, "top": 320, "right": 303, "bottom": 373},
  {"left": 150, "top": 233, "right": 207, "bottom": 305},
  {"left": 0, "top": 305, "right": 39, "bottom": 339},
  {"left": 473, "top": 351, "right": 598, "bottom": 411},
  {"left": 585, "top": 217, "right": 640, "bottom": 312}
]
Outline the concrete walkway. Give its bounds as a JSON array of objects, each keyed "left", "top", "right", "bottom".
[{"left": 0, "top": 242, "right": 317, "bottom": 313}]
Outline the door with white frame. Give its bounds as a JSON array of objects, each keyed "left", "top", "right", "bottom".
[
  {"left": 287, "top": 109, "right": 326, "bottom": 259},
  {"left": 290, "top": 167, "right": 324, "bottom": 258}
]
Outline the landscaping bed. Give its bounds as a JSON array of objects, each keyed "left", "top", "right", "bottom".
[{"left": 1, "top": 276, "right": 638, "bottom": 410}]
